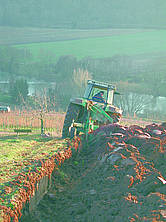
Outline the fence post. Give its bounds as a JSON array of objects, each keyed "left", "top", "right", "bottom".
[{"left": 41, "top": 118, "right": 44, "bottom": 135}]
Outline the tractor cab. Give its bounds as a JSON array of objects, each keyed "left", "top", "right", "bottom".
[{"left": 84, "top": 80, "right": 116, "bottom": 105}]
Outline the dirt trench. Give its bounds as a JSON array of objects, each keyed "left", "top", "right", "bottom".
[{"left": 21, "top": 123, "right": 166, "bottom": 222}]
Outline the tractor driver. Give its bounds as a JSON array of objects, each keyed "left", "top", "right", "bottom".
[{"left": 92, "top": 91, "right": 105, "bottom": 103}]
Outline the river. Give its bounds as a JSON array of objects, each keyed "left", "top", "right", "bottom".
[{"left": 0, "top": 80, "right": 56, "bottom": 95}]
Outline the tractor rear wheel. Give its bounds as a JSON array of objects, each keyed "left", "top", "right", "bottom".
[{"left": 62, "top": 103, "right": 81, "bottom": 138}]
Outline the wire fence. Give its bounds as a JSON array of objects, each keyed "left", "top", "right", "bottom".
[{"left": 0, "top": 110, "right": 65, "bottom": 137}]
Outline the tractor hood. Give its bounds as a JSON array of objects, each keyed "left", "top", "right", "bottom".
[{"left": 105, "top": 105, "right": 123, "bottom": 115}]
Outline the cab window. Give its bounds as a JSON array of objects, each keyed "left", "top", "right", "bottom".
[{"left": 89, "top": 87, "right": 107, "bottom": 103}]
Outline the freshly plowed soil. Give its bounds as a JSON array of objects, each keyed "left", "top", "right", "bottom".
[{"left": 21, "top": 123, "right": 166, "bottom": 222}]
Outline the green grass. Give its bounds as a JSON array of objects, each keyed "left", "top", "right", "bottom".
[
  {"left": 0, "top": 134, "right": 65, "bottom": 184},
  {"left": 15, "top": 30, "right": 166, "bottom": 61},
  {"left": 0, "top": 133, "right": 69, "bottom": 217}
]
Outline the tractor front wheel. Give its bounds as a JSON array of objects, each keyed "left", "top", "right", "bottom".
[{"left": 62, "top": 103, "right": 81, "bottom": 138}]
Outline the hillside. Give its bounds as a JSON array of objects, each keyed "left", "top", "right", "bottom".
[
  {"left": 15, "top": 30, "right": 166, "bottom": 61},
  {"left": 0, "top": 0, "right": 166, "bottom": 29},
  {"left": 0, "top": 27, "right": 146, "bottom": 45},
  {"left": 0, "top": 28, "right": 166, "bottom": 111},
  {"left": 0, "top": 27, "right": 166, "bottom": 116}
]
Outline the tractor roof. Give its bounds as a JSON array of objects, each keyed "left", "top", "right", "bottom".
[{"left": 87, "top": 80, "right": 116, "bottom": 90}]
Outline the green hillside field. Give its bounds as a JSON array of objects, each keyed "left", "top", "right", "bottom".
[
  {"left": 15, "top": 29, "right": 166, "bottom": 61},
  {"left": 0, "top": 27, "right": 146, "bottom": 45}
]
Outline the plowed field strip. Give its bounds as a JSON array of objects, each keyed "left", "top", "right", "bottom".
[{"left": 21, "top": 122, "right": 166, "bottom": 222}]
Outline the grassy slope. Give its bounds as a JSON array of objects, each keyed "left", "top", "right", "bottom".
[
  {"left": 15, "top": 30, "right": 166, "bottom": 61},
  {"left": 0, "top": 134, "right": 65, "bottom": 184}
]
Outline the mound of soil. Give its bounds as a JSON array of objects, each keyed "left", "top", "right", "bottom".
[{"left": 21, "top": 123, "right": 166, "bottom": 222}]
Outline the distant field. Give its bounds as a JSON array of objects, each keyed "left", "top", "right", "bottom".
[
  {"left": 0, "top": 26, "right": 148, "bottom": 45},
  {"left": 14, "top": 29, "right": 166, "bottom": 61},
  {"left": 1, "top": 26, "right": 165, "bottom": 61}
]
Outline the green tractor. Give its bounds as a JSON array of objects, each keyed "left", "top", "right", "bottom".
[{"left": 62, "top": 80, "right": 122, "bottom": 138}]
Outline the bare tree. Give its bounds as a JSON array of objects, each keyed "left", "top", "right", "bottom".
[
  {"left": 114, "top": 92, "right": 152, "bottom": 117},
  {"left": 23, "top": 89, "right": 56, "bottom": 135},
  {"left": 73, "top": 68, "right": 92, "bottom": 95}
]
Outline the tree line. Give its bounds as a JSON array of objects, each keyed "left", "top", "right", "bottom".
[{"left": 0, "top": 0, "right": 166, "bottom": 29}]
